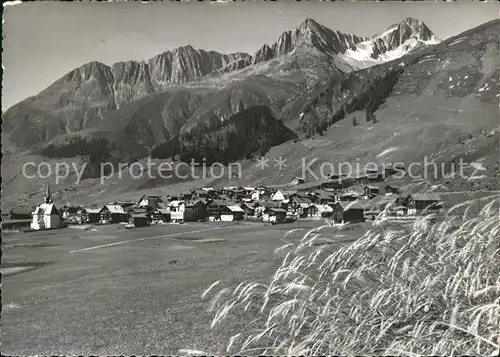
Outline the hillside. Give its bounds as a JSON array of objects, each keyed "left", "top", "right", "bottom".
[
  {"left": 151, "top": 105, "right": 297, "bottom": 165},
  {"left": 215, "top": 18, "right": 500, "bottom": 188}
]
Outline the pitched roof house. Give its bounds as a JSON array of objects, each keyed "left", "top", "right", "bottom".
[{"left": 332, "top": 201, "right": 365, "bottom": 223}]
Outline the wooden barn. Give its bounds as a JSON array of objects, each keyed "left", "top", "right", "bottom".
[
  {"left": 384, "top": 185, "right": 401, "bottom": 195},
  {"left": 100, "top": 205, "right": 128, "bottom": 224},
  {"left": 220, "top": 205, "right": 245, "bottom": 221},
  {"left": 153, "top": 208, "right": 171, "bottom": 223},
  {"left": 240, "top": 202, "right": 261, "bottom": 217},
  {"left": 184, "top": 200, "right": 208, "bottom": 221},
  {"left": 332, "top": 201, "right": 365, "bottom": 224},
  {"left": 80, "top": 208, "right": 101, "bottom": 224},
  {"left": 129, "top": 214, "right": 150, "bottom": 227},
  {"left": 8, "top": 209, "right": 32, "bottom": 220},
  {"left": 408, "top": 193, "right": 443, "bottom": 213},
  {"left": 262, "top": 207, "right": 287, "bottom": 223},
  {"left": 364, "top": 185, "right": 381, "bottom": 198}
]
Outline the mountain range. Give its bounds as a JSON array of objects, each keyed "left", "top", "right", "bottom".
[
  {"left": 2, "top": 17, "right": 499, "bottom": 210},
  {"left": 2, "top": 17, "right": 440, "bottom": 150}
]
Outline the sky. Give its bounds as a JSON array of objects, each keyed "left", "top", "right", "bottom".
[{"left": 2, "top": 0, "right": 499, "bottom": 110}]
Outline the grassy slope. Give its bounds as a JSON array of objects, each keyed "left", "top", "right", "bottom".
[{"left": 205, "top": 197, "right": 500, "bottom": 355}]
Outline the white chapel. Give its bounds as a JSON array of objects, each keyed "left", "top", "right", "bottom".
[{"left": 30, "top": 184, "right": 63, "bottom": 230}]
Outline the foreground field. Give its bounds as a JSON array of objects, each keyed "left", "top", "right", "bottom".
[
  {"left": 207, "top": 198, "right": 500, "bottom": 355},
  {"left": 1, "top": 219, "right": 352, "bottom": 355}
]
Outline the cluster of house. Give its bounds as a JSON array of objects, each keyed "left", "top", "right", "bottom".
[{"left": 19, "top": 177, "right": 444, "bottom": 231}]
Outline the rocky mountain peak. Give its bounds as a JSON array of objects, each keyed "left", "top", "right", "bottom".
[
  {"left": 253, "top": 18, "right": 366, "bottom": 64},
  {"left": 172, "top": 44, "right": 197, "bottom": 54},
  {"left": 61, "top": 61, "right": 113, "bottom": 84},
  {"left": 298, "top": 18, "right": 323, "bottom": 33},
  {"left": 373, "top": 17, "right": 439, "bottom": 46}
]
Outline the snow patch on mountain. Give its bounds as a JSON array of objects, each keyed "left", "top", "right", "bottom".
[
  {"left": 341, "top": 36, "right": 439, "bottom": 69},
  {"left": 339, "top": 18, "right": 441, "bottom": 69}
]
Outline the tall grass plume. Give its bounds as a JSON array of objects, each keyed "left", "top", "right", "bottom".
[{"left": 204, "top": 197, "right": 500, "bottom": 355}]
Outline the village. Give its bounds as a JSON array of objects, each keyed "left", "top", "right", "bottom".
[{"left": 8, "top": 167, "right": 445, "bottom": 231}]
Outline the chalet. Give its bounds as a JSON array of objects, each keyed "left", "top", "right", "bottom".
[
  {"left": 253, "top": 202, "right": 268, "bottom": 217},
  {"left": 288, "top": 195, "right": 313, "bottom": 207},
  {"left": 364, "top": 185, "right": 381, "bottom": 199},
  {"left": 258, "top": 188, "right": 273, "bottom": 201},
  {"left": 250, "top": 189, "right": 263, "bottom": 201},
  {"left": 207, "top": 199, "right": 230, "bottom": 221},
  {"left": 61, "top": 205, "right": 80, "bottom": 219},
  {"left": 216, "top": 193, "right": 230, "bottom": 202},
  {"left": 366, "top": 170, "right": 384, "bottom": 182},
  {"left": 262, "top": 207, "right": 287, "bottom": 223},
  {"left": 222, "top": 186, "right": 239, "bottom": 195},
  {"left": 168, "top": 200, "right": 185, "bottom": 223},
  {"left": 310, "top": 190, "right": 335, "bottom": 205},
  {"left": 349, "top": 199, "right": 373, "bottom": 219},
  {"left": 172, "top": 192, "right": 192, "bottom": 201},
  {"left": 306, "top": 205, "right": 320, "bottom": 218},
  {"left": 226, "top": 187, "right": 247, "bottom": 200},
  {"left": 325, "top": 179, "right": 342, "bottom": 189},
  {"left": 293, "top": 178, "right": 350, "bottom": 191},
  {"left": 220, "top": 205, "right": 245, "bottom": 221},
  {"left": 408, "top": 193, "right": 443, "bottom": 213},
  {"left": 8, "top": 209, "right": 32, "bottom": 220},
  {"left": 313, "top": 204, "right": 334, "bottom": 219},
  {"left": 100, "top": 205, "right": 128, "bottom": 224},
  {"left": 385, "top": 185, "right": 401, "bottom": 195},
  {"left": 127, "top": 207, "right": 153, "bottom": 220},
  {"left": 352, "top": 174, "right": 369, "bottom": 185},
  {"left": 185, "top": 200, "right": 208, "bottom": 221},
  {"left": 287, "top": 196, "right": 313, "bottom": 217},
  {"left": 332, "top": 201, "right": 365, "bottom": 224},
  {"left": 153, "top": 208, "right": 171, "bottom": 223},
  {"left": 338, "top": 192, "right": 360, "bottom": 202},
  {"left": 395, "top": 195, "right": 413, "bottom": 215},
  {"left": 80, "top": 208, "right": 101, "bottom": 224},
  {"left": 137, "top": 195, "right": 164, "bottom": 209},
  {"left": 240, "top": 202, "right": 261, "bottom": 217},
  {"left": 129, "top": 214, "right": 150, "bottom": 227},
  {"left": 364, "top": 195, "right": 399, "bottom": 219},
  {"left": 164, "top": 194, "right": 173, "bottom": 202},
  {"left": 192, "top": 189, "right": 210, "bottom": 200},
  {"left": 319, "top": 179, "right": 346, "bottom": 190}
]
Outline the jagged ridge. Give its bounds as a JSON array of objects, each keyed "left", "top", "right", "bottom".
[{"left": 2, "top": 17, "right": 443, "bottom": 150}]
